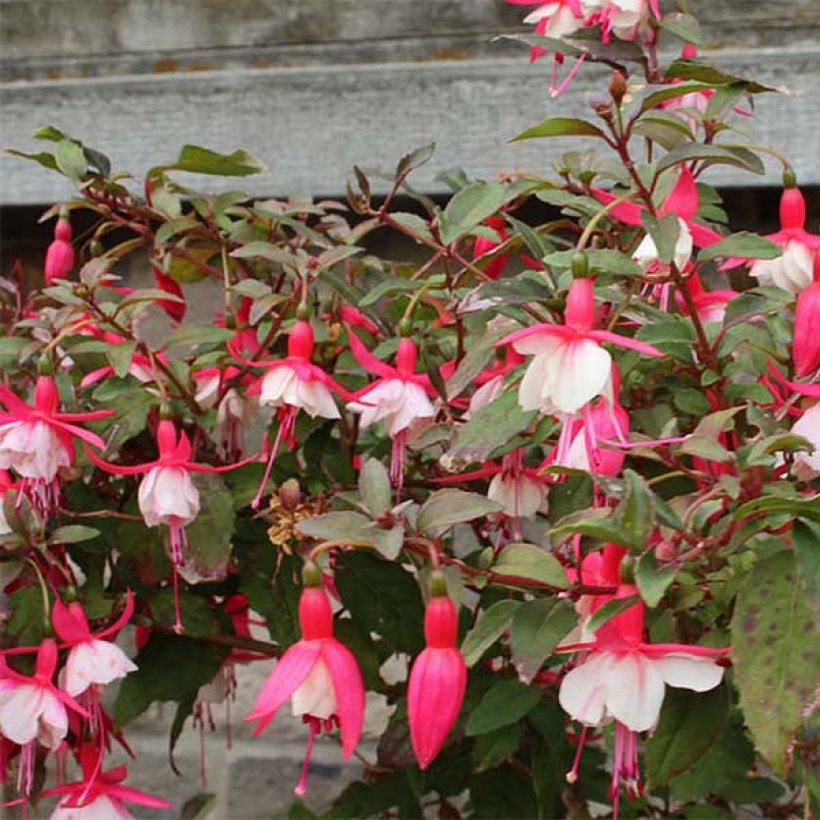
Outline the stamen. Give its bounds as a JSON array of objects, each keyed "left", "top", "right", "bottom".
[
  {"left": 252, "top": 409, "right": 292, "bottom": 510},
  {"left": 294, "top": 717, "right": 321, "bottom": 797},
  {"left": 566, "top": 725, "right": 588, "bottom": 784}
]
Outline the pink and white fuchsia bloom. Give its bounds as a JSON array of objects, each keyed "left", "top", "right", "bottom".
[
  {"left": 43, "top": 748, "right": 171, "bottom": 819},
  {"left": 498, "top": 277, "right": 662, "bottom": 417},
  {"left": 240, "top": 319, "right": 353, "bottom": 508},
  {"left": 725, "top": 185, "right": 820, "bottom": 294},
  {"left": 407, "top": 578, "right": 467, "bottom": 770},
  {"left": 347, "top": 332, "right": 436, "bottom": 490},
  {"left": 51, "top": 593, "right": 137, "bottom": 699},
  {"left": 246, "top": 570, "right": 365, "bottom": 797},
  {"left": 0, "top": 374, "right": 113, "bottom": 516},
  {"left": 0, "top": 640, "right": 88, "bottom": 796},
  {"left": 86, "top": 419, "right": 255, "bottom": 630}
]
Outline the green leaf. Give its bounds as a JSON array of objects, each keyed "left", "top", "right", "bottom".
[
  {"left": 585, "top": 594, "right": 641, "bottom": 634},
  {"left": 659, "top": 12, "right": 702, "bottom": 43},
  {"left": 550, "top": 507, "right": 626, "bottom": 545},
  {"left": 793, "top": 518, "right": 820, "bottom": 604},
  {"left": 665, "top": 59, "right": 774, "bottom": 94},
  {"left": 641, "top": 212, "right": 680, "bottom": 265},
  {"left": 510, "top": 117, "right": 606, "bottom": 142},
  {"left": 645, "top": 682, "right": 730, "bottom": 787},
  {"left": 510, "top": 598, "right": 576, "bottom": 684},
  {"left": 731, "top": 551, "right": 819, "bottom": 776},
  {"left": 166, "top": 324, "right": 234, "bottom": 349},
  {"left": 106, "top": 341, "right": 136, "bottom": 379},
  {"left": 6, "top": 149, "right": 59, "bottom": 174},
  {"left": 542, "top": 248, "right": 642, "bottom": 277},
  {"left": 466, "top": 677, "right": 542, "bottom": 736},
  {"left": 732, "top": 494, "right": 820, "bottom": 522},
  {"left": 417, "top": 489, "right": 502, "bottom": 536},
  {"left": 445, "top": 320, "right": 518, "bottom": 400},
  {"left": 49, "top": 524, "right": 101, "bottom": 545},
  {"left": 657, "top": 142, "right": 765, "bottom": 175},
  {"left": 461, "top": 599, "right": 522, "bottom": 667},
  {"left": 395, "top": 142, "right": 436, "bottom": 179},
  {"left": 229, "top": 241, "right": 293, "bottom": 265},
  {"left": 162, "top": 145, "right": 265, "bottom": 176},
  {"left": 447, "top": 389, "right": 537, "bottom": 462},
  {"left": 698, "top": 232, "right": 782, "bottom": 262},
  {"left": 439, "top": 182, "right": 510, "bottom": 245},
  {"left": 617, "top": 469, "right": 655, "bottom": 551},
  {"left": 472, "top": 723, "right": 522, "bottom": 772},
  {"left": 640, "top": 83, "right": 715, "bottom": 113},
  {"left": 636, "top": 551, "right": 677, "bottom": 607},
  {"left": 183, "top": 473, "right": 235, "bottom": 582},
  {"left": 55, "top": 139, "right": 88, "bottom": 182},
  {"left": 113, "top": 632, "right": 228, "bottom": 727},
  {"left": 358, "top": 458, "right": 391, "bottom": 517},
  {"left": 296, "top": 511, "right": 376, "bottom": 546},
  {"left": 492, "top": 543, "right": 569, "bottom": 589},
  {"left": 335, "top": 551, "right": 424, "bottom": 654}
]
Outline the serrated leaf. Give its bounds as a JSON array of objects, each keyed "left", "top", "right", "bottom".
[
  {"left": 510, "top": 598, "right": 576, "bottom": 684},
  {"left": 465, "top": 677, "right": 542, "bottom": 736},
  {"left": 510, "top": 117, "right": 606, "bottom": 142},
  {"left": 731, "top": 551, "right": 819, "bottom": 776},
  {"left": 492, "top": 543, "right": 569, "bottom": 589},
  {"left": 461, "top": 599, "right": 522, "bottom": 667},
  {"left": 417, "top": 489, "right": 502, "bottom": 536}
]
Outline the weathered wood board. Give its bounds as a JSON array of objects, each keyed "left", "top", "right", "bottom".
[{"left": 1, "top": 0, "right": 818, "bottom": 204}]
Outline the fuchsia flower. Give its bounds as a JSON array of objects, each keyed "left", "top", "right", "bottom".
[
  {"left": 43, "top": 746, "right": 171, "bottom": 818},
  {"left": 465, "top": 348, "right": 526, "bottom": 417},
  {"left": 0, "top": 374, "right": 113, "bottom": 516},
  {"left": 557, "top": 549, "right": 726, "bottom": 818},
  {"left": 0, "top": 469, "right": 15, "bottom": 536},
  {"left": 239, "top": 319, "right": 353, "bottom": 508},
  {"left": 347, "top": 332, "right": 436, "bottom": 490},
  {"left": 472, "top": 215, "right": 511, "bottom": 280},
  {"left": 407, "top": 576, "right": 467, "bottom": 770},
  {"left": 45, "top": 212, "right": 75, "bottom": 286},
  {"left": 498, "top": 277, "right": 662, "bottom": 416},
  {"left": 0, "top": 640, "right": 89, "bottom": 796},
  {"left": 86, "top": 419, "right": 255, "bottom": 630},
  {"left": 79, "top": 331, "right": 168, "bottom": 390},
  {"left": 674, "top": 273, "right": 737, "bottom": 325},
  {"left": 594, "top": 168, "right": 722, "bottom": 275},
  {"left": 152, "top": 266, "right": 186, "bottom": 324},
  {"left": 725, "top": 185, "right": 819, "bottom": 294},
  {"left": 581, "top": 0, "right": 659, "bottom": 42},
  {"left": 246, "top": 568, "right": 365, "bottom": 797},
  {"left": 51, "top": 593, "right": 137, "bottom": 698}
]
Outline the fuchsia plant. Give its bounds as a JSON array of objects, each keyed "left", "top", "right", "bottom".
[{"left": 0, "top": 2, "right": 818, "bottom": 817}]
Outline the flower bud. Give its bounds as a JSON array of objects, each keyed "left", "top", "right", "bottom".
[
  {"left": 609, "top": 70, "right": 627, "bottom": 104},
  {"left": 278, "top": 478, "right": 301, "bottom": 511},
  {"left": 301, "top": 560, "right": 324, "bottom": 589}
]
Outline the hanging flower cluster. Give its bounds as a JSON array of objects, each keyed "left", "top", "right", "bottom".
[{"left": 0, "top": 2, "right": 817, "bottom": 817}]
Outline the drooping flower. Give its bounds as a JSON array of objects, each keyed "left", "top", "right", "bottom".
[
  {"left": 674, "top": 273, "right": 737, "bottom": 325},
  {"left": 86, "top": 419, "right": 256, "bottom": 630},
  {"left": 152, "top": 266, "right": 186, "bottom": 324},
  {"left": 581, "top": 0, "right": 659, "bottom": 42},
  {"left": 498, "top": 277, "right": 662, "bottom": 416},
  {"left": 0, "top": 640, "right": 89, "bottom": 796},
  {"left": 407, "top": 574, "right": 467, "bottom": 770},
  {"left": 45, "top": 210, "right": 75, "bottom": 286},
  {"left": 239, "top": 318, "right": 353, "bottom": 508},
  {"left": 42, "top": 746, "right": 171, "bottom": 819},
  {"left": 557, "top": 552, "right": 727, "bottom": 818},
  {"left": 472, "top": 215, "right": 511, "bottom": 280},
  {"left": 347, "top": 331, "right": 436, "bottom": 491},
  {"left": 725, "top": 184, "right": 819, "bottom": 294},
  {"left": 0, "top": 373, "right": 113, "bottom": 516},
  {"left": 51, "top": 592, "right": 137, "bottom": 699},
  {"left": 464, "top": 348, "right": 526, "bottom": 417},
  {"left": 246, "top": 564, "right": 365, "bottom": 797}
]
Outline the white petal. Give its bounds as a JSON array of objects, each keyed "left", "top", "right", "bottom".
[
  {"left": 518, "top": 354, "right": 553, "bottom": 412},
  {"left": 549, "top": 340, "right": 611, "bottom": 414},
  {"left": 558, "top": 652, "right": 609, "bottom": 726},
  {"left": 51, "top": 794, "right": 127, "bottom": 820},
  {"left": 0, "top": 684, "right": 44, "bottom": 744},
  {"left": 37, "top": 691, "right": 69, "bottom": 749},
  {"left": 604, "top": 652, "right": 666, "bottom": 732},
  {"left": 654, "top": 653, "right": 725, "bottom": 692},
  {"left": 296, "top": 380, "right": 340, "bottom": 419},
  {"left": 259, "top": 367, "right": 296, "bottom": 407},
  {"left": 291, "top": 658, "right": 337, "bottom": 719},
  {"left": 65, "top": 640, "right": 138, "bottom": 696}
]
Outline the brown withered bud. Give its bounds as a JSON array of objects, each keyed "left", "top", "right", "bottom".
[
  {"left": 278, "top": 478, "right": 302, "bottom": 511},
  {"left": 609, "top": 70, "right": 627, "bottom": 104}
]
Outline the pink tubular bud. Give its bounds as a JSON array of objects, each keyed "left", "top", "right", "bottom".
[
  {"left": 779, "top": 187, "right": 806, "bottom": 231},
  {"left": 44, "top": 217, "right": 75, "bottom": 285},
  {"left": 681, "top": 44, "right": 698, "bottom": 59},
  {"left": 396, "top": 337, "right": 418, "bottom": 376},
  {"left": 288, "top": 320, "right": 315, "bottom": 360},
  {"left": 298, "top": 586, "right": 334, "bottom": 640},
  {"left": 564, "top": 277, "right": 596, "bottom": 331},
  {"left": 794, "top": 280, "right": 820, "bottom": 377},
  {"left": 423, "top": 595, "right": 458, "bottom": 649},
  {"left": 156, "top": 419, "right": 178, "bottom": 456},
  {"left": 152, "top": 267, "right": 186, "bottom": 324},
  {"left": 34, "top": 375, "right": 60, "bottom": 414}
]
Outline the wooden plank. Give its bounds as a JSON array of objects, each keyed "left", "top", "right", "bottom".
[
  {"left": 1, "top": 0, "right": 818, "bottom": 77},
  {"left": 1, "top": 47, "right": 818, "bottom": 206}
]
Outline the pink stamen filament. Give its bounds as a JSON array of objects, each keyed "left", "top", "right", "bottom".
[
  {"left": 390, "top": 429, "right": 408, "bottom": 500},
  {"left": 252, "top": 407, "right": 295, "bottom": 510},
  {"left": 294, "top": 717, "right": 321, "bottom": 797},
  {"left": 567, "top": 725, "right": 588, "bottom": 784}
]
